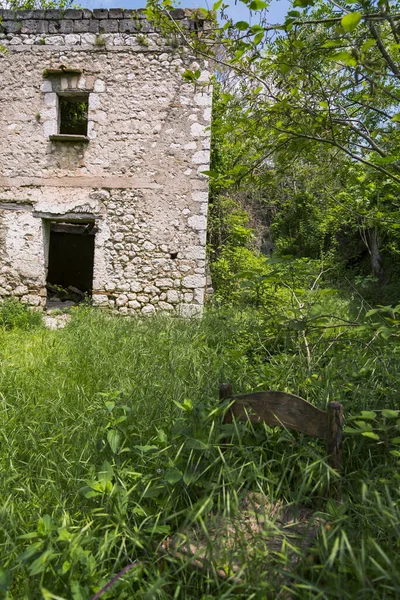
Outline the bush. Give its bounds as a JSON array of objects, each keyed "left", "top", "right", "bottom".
[{"left": 0, "top": 298, "right": 43, "bottom": 331}]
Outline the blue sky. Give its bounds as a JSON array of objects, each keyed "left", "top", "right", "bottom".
[{"left": 81, "top": 0, "right": 290, "bottom": 25}]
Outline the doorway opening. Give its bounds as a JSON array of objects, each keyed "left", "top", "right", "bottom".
[{"left": 46, "top": 221, "right": 95, "bottom": 307}]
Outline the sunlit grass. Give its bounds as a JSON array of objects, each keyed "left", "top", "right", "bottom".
[{"left": 0, "top": 305, "right": 399, "bottom": 598}]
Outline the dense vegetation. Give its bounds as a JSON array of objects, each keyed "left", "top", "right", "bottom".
[
  {"left": 1, "top": 0, "right": 400, "bottom": 596},
  {"left": 0, "top": 287, "right": 400, "bottom": 599}
]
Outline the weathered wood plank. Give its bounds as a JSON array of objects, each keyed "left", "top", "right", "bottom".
[{"left": 225, "top": 391, "right": 328, "bottom": 440}]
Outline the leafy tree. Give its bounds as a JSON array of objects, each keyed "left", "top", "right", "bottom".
[
  {"left": 146, "top": 0, "right": 400, "bottom": 289},
  {"left": 0, "top": 0, "right": 73, "bottom": 9}
]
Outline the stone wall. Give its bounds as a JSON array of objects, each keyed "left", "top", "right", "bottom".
[{"left": 0, "top": 9, "right": 211, "bottom": 316}]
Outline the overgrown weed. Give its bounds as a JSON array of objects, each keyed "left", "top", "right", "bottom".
[{"left": 0, "top": 305, "right": 399, "bottom": 598}]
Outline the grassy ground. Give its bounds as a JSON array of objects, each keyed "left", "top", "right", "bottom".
[{"left": 0, "top": 304, "right": 399, "bottom": 599}]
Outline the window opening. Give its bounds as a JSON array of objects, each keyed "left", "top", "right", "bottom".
[
  {"left": 58, "top": 94, "right": 89, "bottom": 136},
  {"left": 46, "top": 221, "right": 95, "bottom": 308}
]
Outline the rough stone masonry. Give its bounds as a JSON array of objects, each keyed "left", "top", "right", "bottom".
[{"left": 0, "top": 8, "right": 212, "bottom": 316}]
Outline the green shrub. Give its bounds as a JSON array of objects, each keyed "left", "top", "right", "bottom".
[{"left": 0, "top": 298, "right": 43, "bottom": 331}]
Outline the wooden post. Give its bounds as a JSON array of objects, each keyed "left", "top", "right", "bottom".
[
  {"left": 219, "top": 383, "right": 233, "bottom": 402},
  {"left": 327, "top": 401, "right": 343, "bottom": 501}
]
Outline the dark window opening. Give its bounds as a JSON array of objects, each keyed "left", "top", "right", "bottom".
[
  {"left": 59, "top": 94, "right": 89, "bottom": 136},
  {"left": 46, "top": 221, "right": 95, "bottom": 305}
]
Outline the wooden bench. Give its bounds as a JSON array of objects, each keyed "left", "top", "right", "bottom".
[
  {"left": 219, "top": 383, "right": 343, "bottom": 481},
  {"left": 160, "top": 384, "right": 343, "bottom": 585}
]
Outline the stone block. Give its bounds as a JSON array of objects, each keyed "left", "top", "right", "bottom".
[
  {"left": 182, "top": 274, "right": 206, "bottom": 289},
  {"left": 92, "top": 293, "right": 109, "bottom": 306},
  {"left": 18, "top": 10, "right": 44, "bottom": 19},
  {"left": 116, "top": 294, "right": 128, "bottom": 306},
  {"left": 82, "top": 9, "right": 92, "bottom": 19},
  {"left": 169, "top": 9, "right": 185, "bottom": 19},
  {"left": 155, "top": 278, "right": 173, "bottom": 288},
  {"left": 59, "top": 20, "right": 74, "bottom": 34},
  {"left": 94, "top": 79, "right": 106, "bottom": 92},
  {"left": 128, "top": 299, "right": 140, "bottom": 309},
  {"left": 158, "top": 301, "right": 174, "bottom": 310},
  {"left": 45, "top": 9, "right": 63, "bottom": 19},
  {"left": 167, "top": 289, "right": 179, "bottom": 304},
  {"left": 64, "top": 34, "right": 81, "bottom": 45},
  {"left": 48, "top": 22, "right": 61, "bottom": 33},
  {"left": 100, "top": 20, "right": 119, "bottom": 33},
  {"left": 188, "top": 215, "right": 207, "bottom": 230},
  {"left": 73, "top": 20, "right": 90, "bottom": 33},
  {"left": 192, "top": 150, "right": 209, "bottom": 164},
  {"left": 93, "top": 9, "right": 109, "bottom": 19},
  {"left": 88, "top": 20, "right": 100, "bottom": 33},
  {"left": 1, "top": 21, "right": 22, "bottom": 34},
  {"left": 119, "top": 20, "right": 140, "bottom": 33},
  {"left": 130, "top": 281, "right": 142, "bottom": 293},
  {"left": 64, "top": 9, "right": 83, "bottom": 19},
  {"left": 109, "top": 8, "right": 125, "bottom": 18},
  {"left": 179, "top": 303, "right": 202, "bottom": 317},
  {"left": 0, "top": 10, "right": 15, "bottom": 20},
  {"left": 21, "top": 20, "right": 48, "bottom": 34},
  {"left": 190, "top": 122, "right": 207, "bottom": 137},
  {"left": 194, "top": 92, "right": 212, "bottom": 107},
  {"left": 122, "top": 9, "right": 146, "bottom": 18},
  {"left": 142, "top": 304, "right": 155, "bottom": 314}
]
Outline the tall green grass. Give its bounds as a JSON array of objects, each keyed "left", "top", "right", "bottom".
[{"left": 0, "top": 306, "right": 399, "bottom": 599}]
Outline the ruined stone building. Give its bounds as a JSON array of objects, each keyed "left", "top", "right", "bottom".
[{"left": 0, "top": 8, "right": 211, "bottom": 315}]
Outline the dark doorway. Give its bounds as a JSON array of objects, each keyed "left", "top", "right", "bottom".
[{"left": 46, "top": 222, "right": 95, "bottom": 303}]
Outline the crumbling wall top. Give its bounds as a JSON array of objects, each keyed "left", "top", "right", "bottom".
[{"left": 0, "top": 7, "right": 208, "bottom": 35}]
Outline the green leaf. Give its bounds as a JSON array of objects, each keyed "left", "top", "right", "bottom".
[
  {"left": 134, "top": 444, "right": 159, "bottom": 453},
  {"left": 71, "top": 580, "right": 85, "bottom": 600},
  {"left": 361, "top": 431, "right": 380, "bottom": 440},
  {"left": 293, "top": 0, "right": 315, "bottom": 6},
  {"left": 41, "top": 588, "right": 68, "bottom": 600},
  {"left": 0, "top": 569, "right": 10, "bottom": 592},
  {"left": 253, "top": 31, "right": 264, "bottom": 45},
  {"left": 382, "top": 410, "right": 399, "bottom": 419},
  {"left": 391, "top": 437, "right": 400, "bottom": 444},
  {"left": 144, "top": 524, "right": 171, "bottom": 535},
  {"left": 361, "top": 39, "right": 376, "bottom": 52},
  {"left": 142, "top": 485, "right": 165, "bottom": 498},
  {"left": 182, "top": 69, "right": 198, "bottom": 82},
  {"left": 279, "top": 63, "right": 291, "bottom": 74},
  {"left": 19, "top": 541, "right": 43, "bottom": 563},
  {"left": 105, "top": 401, "right": 115, "bottom": 413},
  {"left": 37, "top": 514, "right": 53, "bottom": 535},
  {"left": 98, "top": 460, "right": 113, "bottom": 483},
  {"left": 107, "top": 429, "right": 121, "bottom": 454},
  {"left": 164, "top": 468, "right": 183, "bottom": 484},
  {"left": 391, "top": 113, "right": 400, "bottom": 122},
  {"left": 360, "top": 411, "right": 377, "bottom": 420},
  {"left": 29, "top": 550, "right": 58, "bottom": 576},
  {"left": 249, "top": 0, "right": 268, "bottom": 9},
  {"left": 328, "top": 51, "right": 358, "bottom": 66},
  {"left": 185, "top": 438, "right": 209, "bottom": 450},
  {"left": 322, "top": 40, "right": 341, "bottom": 48},
  {"left": 84, "top": 490, "right": 100, "bottom": 498},
  {"left": 341, "top": 12, "right": 362, "bottom": 32},
  {"left": 212, "top": 0, "right": 223, "bottom": 9},
  {"left": 235, "top": 21, "right": 249, "bottom": 31}
]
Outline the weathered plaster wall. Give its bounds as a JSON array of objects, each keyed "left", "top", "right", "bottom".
[{"left": 0, "top": 9, "right": 211, "bottom": 315}]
